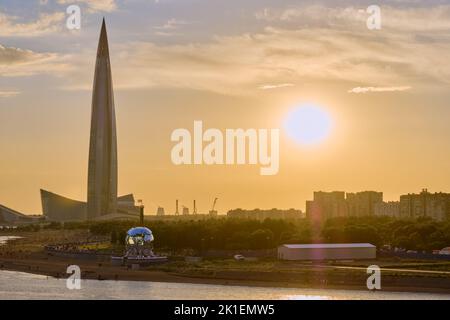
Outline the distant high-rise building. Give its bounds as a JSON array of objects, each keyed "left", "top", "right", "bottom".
[
  {"left": 346, "top": 191, "right": 383, "bottom": 217},
  {"left": 306, "top": 191, "right": 383, "bottom": 220},
  {"left": 400, "top": 189, "right": 450, "bottom": 221},
  {"left": 306, "top": 191, "right": 347, "bottom": 220},
  {"left": 374, "top": 201, "right": 400, "bottom": 218},
  {"left": 307, "top": 189, "right": 450, "bottom": 221},
  {"left": 87, "top": 19, "right": 118, "bottom": 219}
]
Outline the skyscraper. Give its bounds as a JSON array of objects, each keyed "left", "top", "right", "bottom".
[
  {"left": 36, "top": 19, "right": 138, "bottom": 222},
  {"left": 87, "top": 19, "right": 118, "bottom": 219}
]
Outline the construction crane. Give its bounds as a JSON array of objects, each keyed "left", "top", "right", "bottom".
[{"left": 209, "top": 198, "right": 218, "bottom": 216}]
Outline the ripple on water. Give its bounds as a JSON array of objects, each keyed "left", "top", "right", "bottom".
[{"left": 0, "top": 270, "right": 449, "bottom": 300}]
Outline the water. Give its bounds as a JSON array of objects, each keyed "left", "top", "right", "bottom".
[{"left": 0, "top": 270, "right": 449, "bottom": 300}]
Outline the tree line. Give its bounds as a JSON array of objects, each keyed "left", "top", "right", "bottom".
[
  {"left": 9, "top": 216, "right": 449, "bottom": 252},
  {"left": 86, "top": 216, "right": 450, "bottom": 252}
]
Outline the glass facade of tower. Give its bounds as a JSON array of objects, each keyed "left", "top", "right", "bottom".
[{"left": 87, "top": 19, "right": 118, "bottom": 219}]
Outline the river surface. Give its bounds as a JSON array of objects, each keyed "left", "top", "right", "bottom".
[{"left": 0, "top": 270, "right": 449, "bottom": 300}]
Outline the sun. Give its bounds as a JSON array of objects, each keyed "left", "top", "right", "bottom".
[{"left": 284, "top": 104, "right": 333, "bottom": 145}]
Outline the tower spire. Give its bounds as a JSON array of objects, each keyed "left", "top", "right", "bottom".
[
  {"left": 97, "top": 18, "right": 109, "bottom": 57},
  {"left": 87, "top": 19, "right": 118, "bottom": 219}
]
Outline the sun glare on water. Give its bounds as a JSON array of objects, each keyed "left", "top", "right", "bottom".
[{"left": 284, "top": 104, "right": 333, "bottom": 145}]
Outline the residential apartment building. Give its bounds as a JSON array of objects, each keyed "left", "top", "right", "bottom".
[
  {"left": 400, "top": 189, "right": 450, "bottom": 221},
  {"left": 374, "top": 201, "right": 400, "bottom": 218}
]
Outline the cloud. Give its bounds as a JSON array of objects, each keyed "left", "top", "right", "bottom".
[
  {"left": 111, "top": 26, "right": 449, "bottom": 94},
  {"left": 0, "top": 45, "right": 71, "bottom": 77},
  {"left": 0, "top": 90, "right": 20, "bottom": 98},
  {"left": 255, "top": 4, "right": 450, "bottom": 32},
  {"left": 0, "top": 0, "right": 117, "bottom": 37},
  {"left": 59, "top": 4, "right": 450, "bottom": 95},
  {"left": 259, "top": 83, "right": 294, "bottom": 90},
  {"left": 348, "top": 86, "right": 412, "bottom": 94},
  {"left": 57, "top": 0, "right": 117, "bottom": 13},
  {"left": 0, "top": 12, "right": 65, "bottom": 37},
  {"left": 153, "top": 19, "right": 189, "bottom": 36},
  {"left": 154, "top": 19, "right": 188, "bottom": 30}
]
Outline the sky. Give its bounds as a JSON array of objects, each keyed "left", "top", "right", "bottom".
[{"left": 1, "top": 0, "right": 450, "bottom": 215}]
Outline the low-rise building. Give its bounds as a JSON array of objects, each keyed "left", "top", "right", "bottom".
[
  {"left": 156, "top": 207, "right": 165, "bottom": 216},
  {"left": 227, "top": 208, "right": 304, "bottom": 220},
  {"left": 41, "top": 189, "right": 140, "bottom": 222},
  {"left": 0, "top": 204, "right": 42, "bottom": 225}
]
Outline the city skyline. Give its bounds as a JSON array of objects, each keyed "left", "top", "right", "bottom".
[
  {"left": 1, "top": 1, "right": 450, "bottom": 214},
  {"left": 306, "top": 188, "right": 450, "bottom": 222}
]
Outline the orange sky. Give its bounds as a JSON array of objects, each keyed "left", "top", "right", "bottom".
[{"left": 1, "top": 1, "right": 450, "bottom": 214}]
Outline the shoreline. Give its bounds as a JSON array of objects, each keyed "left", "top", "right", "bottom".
[
  {"left": 1, "top": 254, "right": 450, "bottom": 295},
  {"left": 1, "top": 232, "right": 449, "bottom": 296}
]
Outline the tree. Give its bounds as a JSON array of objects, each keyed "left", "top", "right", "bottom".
[
  {"left": 111, "top": 230, "right": 117, "bottom": 244},
  {"left": 248, "top": 229, "right": 274, "bottom": 249}
]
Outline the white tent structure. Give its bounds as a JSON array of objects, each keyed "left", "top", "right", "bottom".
[{"left": 278, "top": 243, "right": 376, "bottom": 261}]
